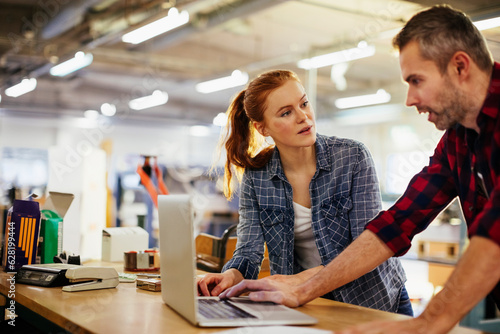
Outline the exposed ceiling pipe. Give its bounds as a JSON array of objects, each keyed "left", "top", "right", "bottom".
[
  {"left": 3, "top": 0, "right": 281, "bottom": 89},
  {"left": 132, "top": 0, "right": 284, "bottom": 52},
  {"left": 86, "top": 9, "right": 154, "bottom": 49},
  {"left": 41, "top": 0, "right": 116, "bottom": 39},
  {"left": 1, "top": 1, "right": 152, "bottom": 85},
  {"left": 0, "top": 96, "right": 220, "bottom": 125},
  {"left": 87, "top": 0, "right": 239, "bottom": 49}
]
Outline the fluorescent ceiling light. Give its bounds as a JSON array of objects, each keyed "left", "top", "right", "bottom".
[
  {"left": 129, "top": 90, "right": 168, "bottom": 110},
  {"left": 50, "top": 51, "right": 93, "bottom": 77},
  {"left": 213, "top": 112, "right": 228, "bottom": 126},
  {"left": 298, "top": 42, "right": 375, "bottom": 70},
  {"left": 84, "top": 109, "right": 100, "bottom": 120},
  {"left": 101, "top": 103, "right": 116, "bottom": 116},
  {"left": 122, "top": 7, "right": 189, "bottom": 44},
  {"left": 190, "top": 125, "right": 210, "bottom": 137},
  {"left": 376, "top": 17, "right": 500, "bottom": 41},
  {"left": 5, "top": 78, "right": 37, "bottom": 97},
  {"left": 377, "top": 27, "right": 403, "bottom": 40},
  {"left": 474, "top": 17, "right": 500, "bottom": 31},
  {"left": 326, "top": 104, "right": 402, "bottom": 126},
  {"left": 196, "top": 70, "right": 249, "bottom": 94},
  {"left": 335, "top": 89, "right": 391, "bottom": 109}
]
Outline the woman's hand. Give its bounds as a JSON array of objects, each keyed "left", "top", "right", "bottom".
[{"left": 197, "top": 269, "right": 244, "bottom": 296}]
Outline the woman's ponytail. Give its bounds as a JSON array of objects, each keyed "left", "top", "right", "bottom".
[{"left": 221, "top": 90, "right": 251, "bottom": 199}]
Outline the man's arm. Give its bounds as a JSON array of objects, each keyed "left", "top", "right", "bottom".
[
  {"left": 261, "top": 265, "right": 323, "bottom": 285},
  {"left": 220, "top": 229, "right": 394, "bottom": 306},
  {"left": 413, "top": 236, "right": 500, "bottom": 332},
  {"left": 298, "top": 229, "right": 394, "bottom": 304},
  {"left": 336, "top": 236, "right": 500, "bottom": 334}
]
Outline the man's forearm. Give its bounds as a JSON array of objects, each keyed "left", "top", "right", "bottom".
[
  {"left": 298, "top": 230, "right": 394, "bottom": 305},
  {"left": 417, "top": 236, "right": 500, "bottom": 334},
  {"left": 294, "top": 266, "right": 323, "bottom": 282}
]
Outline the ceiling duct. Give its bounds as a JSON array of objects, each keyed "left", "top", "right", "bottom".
[
  {"left": 40, "top": 0, "right": 106, "bottom": 39},
  {"left": 132, "top": 0, "right": 284, "bottom": 51}
]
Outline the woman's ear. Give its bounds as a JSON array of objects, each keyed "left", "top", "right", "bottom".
[{"left": 253, "top": 121, "right": 268, "bottom": 137}]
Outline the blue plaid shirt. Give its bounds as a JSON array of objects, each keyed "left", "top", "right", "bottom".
[{"left": 223, "top": 134, "right": 407, "bottom": 312}]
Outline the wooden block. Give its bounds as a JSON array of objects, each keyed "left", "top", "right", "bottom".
[{"left": 428, "top": 263, "right": 454, "bottom": 288}]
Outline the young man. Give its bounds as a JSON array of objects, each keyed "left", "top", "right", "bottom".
[{"left": 220, "top": 5, "right": 500, "bottom": 333}]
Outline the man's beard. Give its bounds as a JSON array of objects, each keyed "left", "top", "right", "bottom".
[{"left": 420, "top": 76, "right": 471, "bottom": 131}]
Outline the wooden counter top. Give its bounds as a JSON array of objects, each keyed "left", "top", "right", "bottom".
[{"left": 0, "top": 269, "right": 486, "bottom": 334}]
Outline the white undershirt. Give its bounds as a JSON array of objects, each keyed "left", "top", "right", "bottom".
[{"left": 293, "top": 202, "right": 321, "bottom": 270}]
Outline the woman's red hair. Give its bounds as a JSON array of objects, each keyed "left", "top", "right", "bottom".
[{"left": 217, "top": 70, "right": 301, "bottom": 199}]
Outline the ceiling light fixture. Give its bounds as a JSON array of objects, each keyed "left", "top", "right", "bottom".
[
  {"left": 190, "top": 125, "right": 211, "bottom": 137},
  {"left": 50, "top": 51, "right": 93, "bottom": 77},
  {"left": 5, "top": 78, "right": 37, "bottom": 97},
  {"left": 213, "top": 112, "right": 228, "bottom": 126},
  {"left": 196, "top": 70, "right": 249, "bottom": 94},
  {"left": 330, "top": 62, "right": 349, "bottom": 91},
  {"left": 298, "top": 41, "right": 375, "bottom": 70},
  {"left": 101, "top": 103, "right": 117, "bottom": 116},
  {"left": 122, "top": 7, "right": 189, "bottom": 44},
  {"left": 84, "top": 109, "right": 100, "bottom": 120},
  {"left": 129, "top": 90, "right": 169, "bottom": 110},
  {"left": 474, "top": 16, "right": 500, "bottom": 30},
  {"left": 331, "top": 104, "right": 402, "bottom": 126},
  {"left": 334, "top": 89, "right": 391, "bottom": 109}
]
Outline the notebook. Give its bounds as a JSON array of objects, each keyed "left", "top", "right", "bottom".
[{"left": 157, "top": 194, "right": 318, "bottom": 327}]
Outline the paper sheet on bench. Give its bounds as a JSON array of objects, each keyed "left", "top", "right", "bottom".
[{"left": 214, "top": 326, "right": 332, "bottom": 334}]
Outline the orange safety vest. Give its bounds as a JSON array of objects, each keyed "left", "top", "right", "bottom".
[{"left": 136, "top": 157, "right": 169, "bottom": 207}]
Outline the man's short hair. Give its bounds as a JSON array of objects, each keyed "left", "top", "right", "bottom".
[{"left": 393, "top": 4, "right": 493, "bottom": 74}]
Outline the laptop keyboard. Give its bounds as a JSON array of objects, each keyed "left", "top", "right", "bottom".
[{"left": 198, "top": 299, "right": 257, "bottom": 319}]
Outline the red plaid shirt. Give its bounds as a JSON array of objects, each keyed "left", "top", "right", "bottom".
[{"left": 366, "top": 62, "right": 500, "bottom": 257}]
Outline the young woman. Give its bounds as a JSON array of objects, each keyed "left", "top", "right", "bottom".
[{"left": 197, "top": 70, "right": 412, "bottom": 315}]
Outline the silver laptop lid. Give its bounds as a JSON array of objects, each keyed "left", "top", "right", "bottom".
[
  {"left": 158, "top": 194, "right": 318, "bottom": 328},
  {"left": 158, "top": 194, "right": 198, "bottom": 325}
]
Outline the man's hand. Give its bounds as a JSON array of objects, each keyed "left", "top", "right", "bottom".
[
  {"left": 261, "top": 266, "right": 323, "bottom": 285},
  {"left": 261, "top": 274, "right": 304, "bottom": 286},
  {"left": 219, "top": 267, "right": 323, "bottom": 306},
  {"left": 221, "top": 231, "right": 393, "bottom": 307},
  {"left": 219, "top": 279, "right": 303, "bottom": 307}
]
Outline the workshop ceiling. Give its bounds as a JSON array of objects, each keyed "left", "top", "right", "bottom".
[{"left": 1, "top": 0, "right": 500, "bottom": 127}]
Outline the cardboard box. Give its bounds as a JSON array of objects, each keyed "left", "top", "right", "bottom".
[
  {"left": 418, "top": 240, "right": 459, "bottom": 259},
  {"left": 2, "top": 199, "right": 41, "bottom": 271},
  {"left": 136, "top": 277, "right": 161, "bottom": 292},
  {"left": 38, "top": 192, "right": 74, "bottom": 264},
  {"left": 102, "top": 227, "right": 149, "bottom": 262}
]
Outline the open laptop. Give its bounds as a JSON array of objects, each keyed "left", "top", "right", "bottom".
[{"left": 158, "top": 194, "right": 318, "bottom": 327}]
